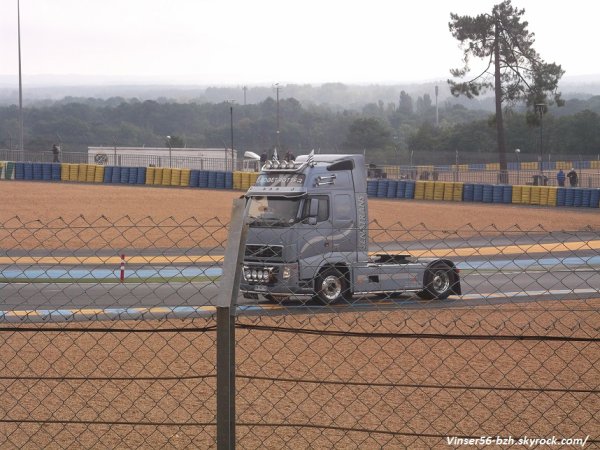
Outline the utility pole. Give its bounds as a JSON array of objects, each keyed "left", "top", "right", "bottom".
[
  {"left": 229, "top": 101, "right": 235, "bottom": 171},
  {"left": 17, "top": 0, "right": 24, "bottom": 151},
  {"left": 435, "top": 85, "right": 439, "bottom": 128}
]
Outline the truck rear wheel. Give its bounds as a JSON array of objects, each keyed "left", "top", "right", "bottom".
[
  {"left": 316, "top": 268, "right": 350, "bottom": 304},
  {"left": 418, "top": 262, "right": 453, "bottom": 300}
]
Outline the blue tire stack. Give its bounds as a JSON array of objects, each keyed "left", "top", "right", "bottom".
[
  {"left": 573, "top": 189, "right": 583, "bottom": 207},
  {"left": 367, "top": 180, "right": 378, "bottom": 197},
  {"left": 376, "top": 179, "right": 388, "bottom": 198},
  {"left": 104, "top": 166, "right": 114, "bottom": 183},
  {"left": 51, "top": 163, "right": 61, "bottom": 180},
  {"left": 396, "top": 180, "right": 406, "bottom": 199},
  {"left": 582, "top": 189, "right": 591, "bottom": 207},
  {"left": 565, "top": 189, "right": 575, "bottom": 207},
  {"left": 41, "top": 163, "right": 52, "bottom": 181},
  {"left": 482, "top": 185, "right": 493, "bottom": 203},
  {"left": 190, "top": 170, "right": 200, "bottom": 187},
  {"left": 33, "top": 163, "right": 43, "bottom": 180},
  {"left": 198, "top": 170, "right": 209, "bottom": 188},
  {"left": 463, "top": 184, "right": 474, "bottom": 202},
  {"left": 111, "top": 167, "right": 121, "bottom": 184},
  {"left": 128, "top": 167, "right": 137, "bottom": 184},
  {"left": 15, "top": 162, "right": 25, "bottom": 180},
  {"left": 590, "top": 189, "right": 600, "bottom": 208},
  {"left": 404, "top": 180, "right": 415, "bottom": 199},
  {"left": 492, "top": 185, "right": 503, "bottom": 203},
  {"left": 24, "top": 163, "right": 33, "bottom": 180},
  {"left": 120, "top": 167, "right": 129, "bottom": 184},
  {"left": 208, "top": 171, "right": 217, "bottom": 189},
  {"left": 557, "top": 188, "right": 566, "bottom": 206},
  {"left": 225, "top": 172, "right": 233, "bottom": 189},
  {"left": 386, "top": 180, "right": 398, "bottom": 198},
  {"left": 502, "top": 185, "right": 513, "bottom": 204},
  {"left": 473, "top": 184, "right": 484, "bottom": 202},
  {"left": 136, "top": 167, "right": 146, "bottom": 184},
  {"left": 216, "top": 171, "right": 226, "bottom": 189}
]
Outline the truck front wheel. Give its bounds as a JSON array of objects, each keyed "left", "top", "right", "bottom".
[
  {"left": 316, "top": 268, "right": 350, "bottom": 304},
  {"left": 418, "top": 262, "right": 454, "bottom": 300}
]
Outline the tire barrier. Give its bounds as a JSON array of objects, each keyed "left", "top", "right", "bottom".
[
  {"left": 376, "top": 179, "right": 388, "bottom": 198},
  {"left": 367, "top": 180, "right": 378, "bottom": 197},
  {"left": 24, "top": 163, "right": 33, "bottom": 180},
  {"left": 396, "top": 180, "right": 406, "bottom": 199},
  {"left": 502, "top": 185, "right": 512, "bottom": 204},
  {"left": 208, "top": 171, "right": 217, "bottom": 189},
  {"left": 463, "top": 184, "right": 474, "bottom": 202},
  {"left": 7, "top": 158, "right": 595, "bottom": 210}
]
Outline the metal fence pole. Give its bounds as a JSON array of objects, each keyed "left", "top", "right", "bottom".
[{"left": 216, "top": 198, "right": 248, "bottom": 449}]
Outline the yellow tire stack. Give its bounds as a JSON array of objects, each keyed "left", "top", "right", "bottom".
[
  {"left": 86, "top": 165, "right": 96, "bottom": 182},
  {"left": 414, "top": 181, "right": 426, "bottom": 200},
  {"left": 68, "top": 164, "right": 79, "bottom": 181},
  {"left": 521, "top": 185, "right": 531, "bottom": 204},
  {"left": 153, "top": 168, "right": 163, "bottom": 185},
  {"left": 180, "top": 169, "right": 191, "bottom": 187},
  {"left": 512, "top": 186, "right": 522, "bottom": 204},
  {"left": 77, "top": 164, "right": 88, "bottom": 182},
  {"left": 94, "top": 166, "right": 104, "bottom": 183},
  {"left": 547, "top": 187, "right": 558, "bottom": 206},
  {"left": 249, "top": 172, "right": 259, "bottom": 186},
  {"left": 539, "top": 186, "right": 549, "bottom": 205},
  {"left": 170, "top": 168, "right": 181, "bottom": 186},
  {"left": 146, "top": 167, "right": 155, "bottom": 185},
  {"left": 443, "top": 182, "right": 454, "bottom": 201},
  {"left": 453, "top": 183, "right": 463, "bottom": 201},
  {"left": 432, "top": 182, "right": 444, "bottom": 201},
  {"left": 530, "top": 186, "right": 541, "bottom": 205},
  {"left": 61, "top": 163, "right": 70, "bottom": 181},
  {"left": 233, "top": 171, "right": 243, "bottom": 190},
  {"left": 161, "top": 168, "right": 172, "bottom": 186}
]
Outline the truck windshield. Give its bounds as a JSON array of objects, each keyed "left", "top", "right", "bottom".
[{"left": 247, "top": 196, "right": 301, "bottom": 227}]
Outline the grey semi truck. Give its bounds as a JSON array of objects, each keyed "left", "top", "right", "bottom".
[{"left": 240, "top": 152, "right": 461, "bottom": 304}]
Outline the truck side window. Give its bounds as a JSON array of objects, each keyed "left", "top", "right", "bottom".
[
  {"left": 302, "top": 196, "right": 329, "bottom": 222},
  {"left": 334, "top": 194, "right": 353, "bottom": 221}
]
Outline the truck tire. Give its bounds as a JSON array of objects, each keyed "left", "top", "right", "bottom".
[
  {"left": 418, "top": 262, "right": 454, "bottom": 300},
  {"left": 316, "top": 267, "right": 350, "bottom": 304}
]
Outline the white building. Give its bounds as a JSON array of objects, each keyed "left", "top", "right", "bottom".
[{"left": 87, "top": 146, "right": 238, "bottom": 171}]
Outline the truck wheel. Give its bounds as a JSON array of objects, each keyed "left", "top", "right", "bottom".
[
  {"left": 316, "top": 268, "right": 349, "bottom": 304},
  {"left": 418, "top": 262, "right": 453, "bottom": 300}
]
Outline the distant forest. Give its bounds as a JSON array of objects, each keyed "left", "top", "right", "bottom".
[{"left": 1, "top": 83, "right": 599, "bottom": 165}]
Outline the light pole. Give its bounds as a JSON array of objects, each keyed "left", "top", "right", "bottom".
[
  {"left": 273, "top": 83, "right": 281, "bottom": 153},
  {"left": 515, "top": 148, "right": 521, "bottom": 185},
  {"left": 535, "top": 103, "right": 546, "bottom": 178},
  {"left": 17, "top": 0, "right": 24, "bottom": 151},
  {"left": 229, "top": 101, "right": 235, "bottom": 171},
  {"left": 166, "top": 135, "right": 172, "bottom": 168}
]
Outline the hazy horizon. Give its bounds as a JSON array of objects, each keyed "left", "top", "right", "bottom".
[{"left": 1, "top": 0, "right": 599, "bottom": 86}]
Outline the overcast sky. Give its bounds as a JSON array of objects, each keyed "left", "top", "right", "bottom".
[{"left": 0, "top": 0, "right": 598, "bottom": 85}]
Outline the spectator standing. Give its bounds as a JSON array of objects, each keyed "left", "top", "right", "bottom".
[
  {"left": 52, "top": 144, "right": 60, "bottom": 163},
  {"left": 285, "top": 150, "right": 295, "bottom": 162},
  {"left": 260, "top": 151, "right": 267, "bottom": 166},
  {"left": 556, "top": 169, "right": 565, "bottom": 187},
  {"left": 567, "top": 168, "right": 578, "bottom": 187}
]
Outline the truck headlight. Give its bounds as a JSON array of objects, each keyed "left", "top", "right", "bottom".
[
  {"left": 244, "top": 269, "right": 252, "bottom": 280},
  {"left": 251, "top": 269, "right": 258, "bottom": 280},
  {"left": 282, "top": 266, "right": 291, "bottom": 279},
  {"left": 262, "top": 270, "right": 270, "bottom": 280}
]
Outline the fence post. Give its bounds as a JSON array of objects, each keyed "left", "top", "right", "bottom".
[{"left": 216, "top": 198, "right": 248, "bottom": 450}]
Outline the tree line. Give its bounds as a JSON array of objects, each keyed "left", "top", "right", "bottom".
[{"left": 0, "top": 93, "right": 599, "bottom": 165}]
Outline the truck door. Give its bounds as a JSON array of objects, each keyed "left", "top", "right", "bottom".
[
  {"left": 331, "top": 193, "right": 357, "bottom": 254},
  {"left": 296, "top": 195, "right": 330, "bottom": 279}
]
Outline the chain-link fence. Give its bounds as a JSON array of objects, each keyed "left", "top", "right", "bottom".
[{"left": 0, "top": 216, "right": 598, "bottom": 448}]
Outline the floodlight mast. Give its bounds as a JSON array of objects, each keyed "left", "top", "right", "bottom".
[{"left": 17, "top": 0, "right": 24, "bottom": 151}]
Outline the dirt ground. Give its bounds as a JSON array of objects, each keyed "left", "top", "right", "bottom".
[
  {"left": 1, "top": 181, "right": 599, "bottom": 230},
  {"left": 0, "top": 181, "right": 598, "bottom": 448}
]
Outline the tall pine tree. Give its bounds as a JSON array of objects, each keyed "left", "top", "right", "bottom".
[{"left": 448, "top": 0, "right": 564, "bottom": 181}]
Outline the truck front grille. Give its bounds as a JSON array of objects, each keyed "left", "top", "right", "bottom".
[{"left": 245, "top": 244, "right": 283, "bottom": 260}]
